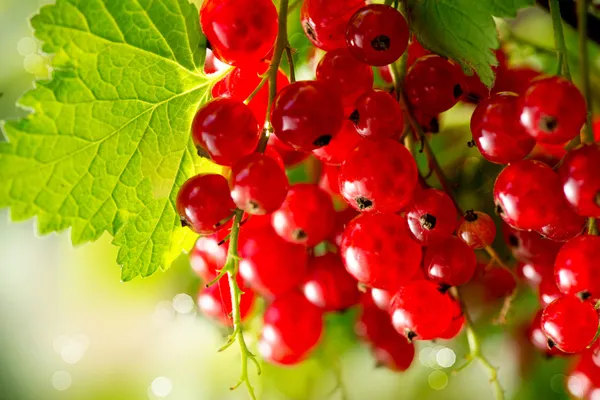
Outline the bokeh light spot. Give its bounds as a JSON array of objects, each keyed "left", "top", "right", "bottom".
[
  {"left": 428, "top": 370, "right": 448, "bottom": 390},
  {"left": 436, "top": 348, "right": 456, "bottom": 368},
  {"left": 52, "top": 371, "right": 72, "bottom": 391},
  {"left": 151, "top": 376, "right": 173, "bottom": 398}
]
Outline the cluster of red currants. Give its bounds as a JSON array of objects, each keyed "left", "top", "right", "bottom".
[{"left": 179, "top": 0, "right": 600, "bottom": 379}]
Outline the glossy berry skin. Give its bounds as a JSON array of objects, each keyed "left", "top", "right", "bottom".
[
  {"left": 541, "top": 294, "right": 598, "bottom": 353},
  {"left": 345, "top": 4, "right": 409, "bottom": 66},
  {"left": 329, "top": 207, "right": 359, "bottom": 248},
  {"left": 405, "top": 189, "right": 457, "bottom": 245},
  {"left": 271, "top": 81, "right": 344, "bottom": 151},
  {"left": 438, "top": 297, "right": 465, "bottom": 340},
  {"left": 539, "top": 272, "right": 561, "bottom": 308},
  {"left": 268, "top": 134, "right": 309, "bottom": 167},
  {"left": 503, "top": 223, "right": 561, "bottom": 265},
  {"left": 470, "top": 93, "right": 536, "bottom": 164},
  {"left": 197, "top": 275, "right": 255, "bottom": 326},
  {"left": 493, "top": 160, "right": 564, "bottom": 231},
  {"left": 259, "top": 291, "right": 324, "bottom": 365},
  {"left": 239, "top": 228, "right": 308, "bottom": 298},
  {"left": 230, "top": 154, "right": 289, "bottom": 215},
  {"left": 517, "top": 260, "right": 553, "bottom": 288},
  {"left": 318, "top": 165, "right": 342, "bottom": 197},
  {"left": 559, "top": 144, "right": 600, "bottom": 218},
  {"left": 493, "top": 67, "right": 540, "bottom": 95},
  {"left": 316, "top": 48, "right": 374, "bottom": 107},
  {"left": 176, "top": 174, "right": 235, "bottom": 234},
  {"left": 527, "top": 310, "right": 565, "bottom": 357},
  {"left": 390, "top": 280, "right": 454, "bottom": 340},
  {"left": 457, "top": 210, "right": 497, "bottom": 249},
  {"left": 312, "top": 120, "right": 365, "bottom": 166},
  {"left": 189, "top": 236, "right": 227, "bottom": 282},
  {"left": 200, "top": 0, "right": 278, "bottom": 66},
  {"left": 301, "top": 0, "right": 365, "bottom": 51},
  {"left": 339, "top": 139, "right": 418, "bottom": 213},
  {"left": 480, "top": 267, "right": 517, "bottom": 300},
  {"left": 405, "top": 55, "right": 464, "bottom": 114},
  {"left": 555, "top": 235, "right": 600, "bottom": 299},
  {"left": 192, "top": 98, "right": 260, "bottom": 166},
  {"left": 538, "top": 202, "right": 586, "bottom": 242},
  {"left": 460, "top": 49, "right": 507, "bottom": 103},
  {"left": 371, "top": 288, "right": 393, "bottom": 312},
  {"left": 424, "top": 236, "right": 477, "bottom": 287},
  {"left": 351, "top": 90, "right": 404, "bottom": 140},
  {"left": 567, "top": 350, "right": 600, "bottom": 398},
  {"left": 302, "top": 253, "right": 360, "bottom": 311},
  {"left": 272, "top": 184, "right": 335, "bottom": 246},
  {"left": 340, "top": 213, "right": 422, "bottom": 291},
  {"left": 519, "top": 76, "right": 586, "bottom": 144}
]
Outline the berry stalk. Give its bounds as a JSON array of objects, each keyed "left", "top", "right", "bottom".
[{"left": 549, "top": 0, "right": 572, "bottom": 79}]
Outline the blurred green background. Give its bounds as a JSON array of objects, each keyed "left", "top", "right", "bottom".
[{"left": 1, "top": 0, "right": 597, "bottom": 399}]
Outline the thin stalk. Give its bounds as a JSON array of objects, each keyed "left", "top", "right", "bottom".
[
  {"left": 284, "top": 46, "right": 296, "bottom": 83},
  {"left": 549, "top": 0, "right": 572, "bottom": 79},
  {"left": 578, "top": 0, "right": 594, "bottom": 144}
]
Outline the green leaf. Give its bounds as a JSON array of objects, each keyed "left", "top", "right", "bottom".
[
  {"left": 411, "top": 0, "right": 534, "bottom": 87},
  {"left": 0, "top": 0, "right": 220, "bottom": 280}
]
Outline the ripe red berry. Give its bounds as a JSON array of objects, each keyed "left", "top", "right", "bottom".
[
  {"left": 460, "top": 49, "right": 507, "bottom": 103},
  {"left": 493, "top": 67, "right": 540, "bottom": 95},
  {"left": 555, "top": 235, "right": 600, "bottom": 299},
  {"left": 371, "top": 288, "right": 393, "bottom": 312},
  {"left": 271, "top": 184, "right": 335, "bottom": 246},
  {"left": 538, "top": 202, "right": 586, "bottom": 242},
  {"left": 230, "top": 153, "right": 289, "bottom": 215},
  {"left": 312, "top": 120, "right": 365, "bottom": 166},
  {"left": 189, "top": 236, "right": 227, "bottom": 282},
  {"left": 371, "top": 334, "right": 416, "bottom": 372},
  {"left": 567, "top": 350, "right": 600, "bottom": 398},
  {"left": 541, "top": 294, "right": 598, "bottom": 353},
  {"left": 457, "top": 210, "right": 497, "bottom": 249},
  {"left": 493, "top": 160, "right": 565, "bottom": 231},
  {"left": 301, "top": 0, "right": 365, "bottom": 51},
  {"left": 345, "top": 4, "right": 409, "bottom": 66},
  {"left": 405, "top": 189, "right": 457, "bottom": 245},
  {"left": 470, "top": 92, "right": 535, "bottom": 164},
  {"left": 438, "top": 297, "right": 465, "bottom": 340},
  {"left": 503, "top": 223, "right": 561, "bottom": 265},
  {"left": 329, "top": 207, "right": 359, "bottom": 248},
  {"left": 301, "top": 253, "right": 360, "bottom": 311},
  {"left": 239, "top": 227, "right": 308, "bottom": 297},
  {"left": 259, "top": 291, "right": 324, "bottom": 365},
  {"left": 539, "top": 272, "right": 561, "bottom": 308},
  {"left": 559, "top": 144, "right": 600, "bottom": 218},
  {"left": 340, "top": 213, "right": 422, "bottom": 291},
  {"left": 339, "top": 139, "right": 418, "bottom": 213},
  {"left": 316, "top": 48, "right": 374, "bottom": 107},
  {"left": 390, "top": 280, "right": 454, "bottom": 340},
  {"left": 200, "top": 0, "right": 278, "bottom": 66},
  {"left": 519, "top": 76, "right": 587, "bottom": 144},
  {"left": 268, "top": 134, "right": 309, "bottom": 167},
  {"left": 197, "top": 275, "right": 255, "bottom": 326},
  {"left": 424, "top": 236, "right": 478, "bottom": 287},
  {"left": 479, "top": 267, "right": 517, "bottom": 300},
  {"left": 516, "top": 260, "right": 553, "bottom": 288},
  {"left": 271, "top": 81, "right": 344, "bottom": 151},
  {"left": 318, "top": 165, "right": 342, "bottom": 197},
  {"left": 192, "top": 98, "right": 260, "bottom": 166},
  {"left": 526, "top": 310, "right": 565, "bottom": 357},
  {"left": 406, "top": 37, "right": 431, "bottom": 67},
  {"left": 404, "top": 55, "right": 464, "bottom": 114},
  {"left": 351, "top": 90, "right": 404, "bottom": 140},
  {"left": 176, "top": 174, "right": 235, "bottom": 234}
]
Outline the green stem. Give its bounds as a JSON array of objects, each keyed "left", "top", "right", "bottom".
[
  {"left": 549, "top": 0, "right": 572, "bottom": 79},
  {"left": 284, "top": 46, "right": 296, "bottom": 83},
  {"left": 578, "top": 0, "right": 594, "bottom": 144}
]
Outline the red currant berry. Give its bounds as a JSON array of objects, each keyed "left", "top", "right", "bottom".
[
  {"left": 559, "top": 144, "right": 600, "bottom": 218},
  {"left": 405, "top": 189, "right": 457, "bottom": 245},
  {"left": 470, "top": 92, "right": 535, "bottom": 164},
  {"left": 271, "top": 81, "right": 344, "bottom": 151},
  {"left": 567, "top": 351, "right": 600, "bottom": 399},
  {"left": 404, "top": 55, "right": 464, "bottom": 114},
  {"left": 197, "top": 275, "right": 255, "bottom": 326},
  {"left": 424, "top": 236, "right": 478, "bottom": 287},
  {"left": 312, "top": 120, "right": 365, "bottom": 166},
  {"left": 390, "top": 280, "right": 454, "bottom": 340},
  {"left": 190, "top": 236, "right": 227, "bottom": 282},
  {"left": 355, "top": 295, "right": 390, "bottom": 343},
  {"left": 538, "top": 202, "right": 586, "bottom": 242},
  {"left": 260, "top": 291, "right": 324, "bottom": 365},
  {"left": 519, "top": 76, "right": 587, "bottom": 144},
  {"left": 239, "top": 227, "right": 308, "bottom": 297},
  {"left": 516, "top": 260, "right": 553, "bottom": 287},
  {"left": 329, "top": 207, "right": 359, "bottom": 248},
  {"left": 371, "top": 288, "right": 393, "bottom": 312},
  {"left": 351, "top": 90, "right": 404, "bottom": 140},
  {"left": 302, "top": 253, "right": 360, "bottom": 311},
  {"left": 176, "top": 174, "right": 235, "bottom": 234},
  {"left": 555, "top": 235, "right": 600, "bottom": 299},
  {"left": 457, "top": 210, "right": 497, "bottom": 249},
  {"left": 541, "top": 294, "right": 598, "bottom": 353},
  {"left": 406, "top": 37, "right": 431, "bottom": 68},
  {"left": 301, "top": 0, "right": 365, "bottom": 51},
  {"left": 339, "top": 139, "right": 418, "bottom": 213},
  {"left": 345, "top": 4, "right": 409, "bottom": 66},
  {"left": 268, "top": 134, "right": 309, "bottom": 167},
  {"left": 481, "top": 267, "right": 517, "bottom": 300},
  {"left": 526, "top": 310, "right": 565, "bottom": 357},
  {"left": 271, "top": 184, "right": 335, "bottom": 246},
  {"left": 204, "top": 48, "right": 229, "bottom": 75},
  {"left": 460, "top": 49, "right": 507, "bottom": 103},
  {"left": 493, "top": 160, "right": 564, "bottom": 231},
  {"left": 192, "top": 98, "right": 260, "bottom": 166},
  {"left": 438, "top": 297, "right": 465, "bottom": 340},
  {"left": 503, "top": 223, "right": 561, "bottom": 265},
  {"left": 316, "top": 48, "right": 374, "bottom": 107},
  {"left": 318, "top": 165, "right": 342, "bottom": 197},
  {"left": 200, "top": 0, "right": 278, "bottom": 66},
  {"left": 230, "top": 153, "right": 289, "bottom": 215},
  {"left": 493, "top": 67, "right": 540, "bottom": 95},
  {"left": 341, "top": 213, "right": 422, "bottom": 291},
  {"left": 539, "top": 272, "right": 561, "bottom": 308},
  {"left": 371, "top": 334, "right": 415, "bottom": 372}
]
